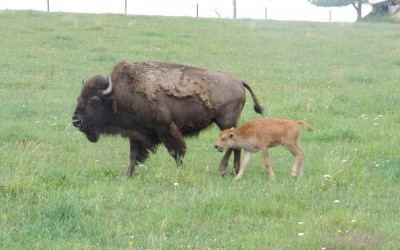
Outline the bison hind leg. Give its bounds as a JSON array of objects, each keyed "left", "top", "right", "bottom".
[
  {"left": 160, "top": 122, "right": 187, "bottom": 166},
  {"left": 168, "top": 149, "right": 185, "bottom": 166},
  {"left": 214, "top": 102, "right": 244, "bottom": 176}
]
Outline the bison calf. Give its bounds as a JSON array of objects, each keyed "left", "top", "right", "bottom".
[{"left": 214, "top": 118, "right": 313, "bottom": 180}]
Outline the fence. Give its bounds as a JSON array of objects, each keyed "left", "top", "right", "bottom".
[
  {"left": 41, "top": 0, "right": 320, "bottom": 21},
  {"left": 2, "top": 0, "right": 363, "bottom": 23},
  {"left": 43, "top": 0, "right": 241, "bottom": 19}
]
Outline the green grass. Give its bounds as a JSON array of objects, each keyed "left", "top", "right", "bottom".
[{"left": 1, "top": 10, "right": 400, "bottom": 249}]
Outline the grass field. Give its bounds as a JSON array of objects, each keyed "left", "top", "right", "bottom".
[{"left": 1, "top": 10, "right": 400, "bottom": 249}]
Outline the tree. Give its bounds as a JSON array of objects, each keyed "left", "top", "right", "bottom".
[{"left": 309, "top": 0, "right": 368, "bottom": 21}]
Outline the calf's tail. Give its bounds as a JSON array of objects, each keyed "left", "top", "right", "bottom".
[
  {"left": 242, "top": 82, "right": 263, "bottom": 114},
  {"left": 297, "top": 121, "right": 314, "bottom": 132}
]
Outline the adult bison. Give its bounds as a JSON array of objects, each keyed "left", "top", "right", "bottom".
[{"left": 72, "top": 61, "right": 263, "bottom": 177}]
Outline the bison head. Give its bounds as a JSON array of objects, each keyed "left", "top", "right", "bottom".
[{"left": 72, "top": 75, "right": 116, "bottom": 142}]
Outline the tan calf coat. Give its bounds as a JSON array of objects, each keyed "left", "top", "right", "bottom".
[{"left": 214, "top": 118, "right": 313, "bottom": 180}]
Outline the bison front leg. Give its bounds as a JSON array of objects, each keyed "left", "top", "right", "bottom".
[
  {"left": 218, "top": 149, "right": 232, "bottom": 176},
  {"left": 218, "top": 149, "right": 241, "bottom": 176},
  {"left": 126, "top": 140, "right": 139, "bottom": 177},
  {"left": 159, "top": 122, "right": 187, "bottom": 165},
  {"left": 126, "top": 139, "right": 151, "bottom": 177}
]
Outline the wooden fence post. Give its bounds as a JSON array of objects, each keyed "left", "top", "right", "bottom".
[
  {"left": 196, "top": 3, "right": 199, "bottom": 17},
  {"left": 265, "top": 7, "right": 268, "bottom": 20},
  {"left": 47, "top": 0, "right": 50, "bottom": 12},
  {"left": 233, "top": 0, "right": 237, "bottom": 19},
  {"left": 125, "top": 0, "right": 127, "bottom": 15}
]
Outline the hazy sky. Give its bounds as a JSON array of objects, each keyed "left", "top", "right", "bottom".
[{"left": 0, "top": 0, "right": 372, "bottom": 22}]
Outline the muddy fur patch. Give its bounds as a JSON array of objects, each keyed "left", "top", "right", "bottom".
[{"left": 112, "top": 61, "right": 213, "bottom": 109}]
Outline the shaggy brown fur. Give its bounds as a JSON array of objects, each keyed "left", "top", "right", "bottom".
[
  {"left": 214, "top": 118, "right": 313, "bottom": 180},
  {"left": 72, "top": 61, "right": 263, "bottom": 177}
]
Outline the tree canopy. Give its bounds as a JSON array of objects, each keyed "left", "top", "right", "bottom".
[
  {"left": 309, "top": 0, "right": 359, "bottom": 7},
  {"left": 308, "top": 0, "right": 368, "bottom": 21}
]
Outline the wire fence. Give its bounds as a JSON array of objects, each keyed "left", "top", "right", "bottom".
[
  {"left": 43, "top": 0, "right": 248, "bottom": 19},
  {"left": 1, "top": 0, "right": 364, "bottom": 22}
]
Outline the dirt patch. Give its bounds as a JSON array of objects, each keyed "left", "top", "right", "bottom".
[
  {"left": 330, "top": 230, "right": 384, "bottom": 249},
  {"left": 392, "top": 11, "right": 400, "bottom": 22}
]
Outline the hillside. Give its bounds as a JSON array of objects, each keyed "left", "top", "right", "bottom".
[{"left": 363, "top": 1, "right": 400, "bottom": 22}]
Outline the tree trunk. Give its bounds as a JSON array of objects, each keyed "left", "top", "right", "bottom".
[
  {"left": 352, "top": 1, "right": 363, "bottom": 21},
  {"left": 357, "top": 0, "right": 362, "bottom": 21}
]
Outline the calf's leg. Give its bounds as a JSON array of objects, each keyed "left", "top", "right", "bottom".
[
  {"left": 286, "top": 143, "right": 305, "bottom": 177},
  {"left": 233, "top": 149, "right": 241, "bottom": 174},
  {"left": 234, "top": 151, "right": 252, "bottom": 180},
  {"left": 295, "top": 148, "right": 305, "bottom": 177},
  {"left": 262, "top": 147, "right": 276, "bottom": 180}
]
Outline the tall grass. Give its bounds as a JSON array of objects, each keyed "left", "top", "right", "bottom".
[{"left": 0, "top": 10, "right": 399, "bottom": 249}]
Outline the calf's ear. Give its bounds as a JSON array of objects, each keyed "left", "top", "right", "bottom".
[{"left": 228, "top": 132, "right": 236, "bottom": 139}]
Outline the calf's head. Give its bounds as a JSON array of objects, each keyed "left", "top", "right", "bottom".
[
  {"left": 72, "top": 75, "right": 116, "bottom": 142},
  {"left": 214, "top": 128, "right": 237, "bottom": 152}
]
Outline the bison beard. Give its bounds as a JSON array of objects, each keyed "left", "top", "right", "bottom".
[{"left": 72, "top": 61, "right": 263, "bottom": 177}]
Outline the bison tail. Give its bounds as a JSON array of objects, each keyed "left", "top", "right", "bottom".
[{"left": 242, "top": 82, "right": 263, "bottom": 115}]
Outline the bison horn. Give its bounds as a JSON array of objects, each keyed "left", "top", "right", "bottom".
[{"left": 102, "top": 76, "right": 113, "bottom": 95}]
